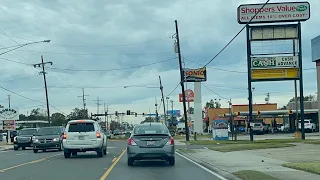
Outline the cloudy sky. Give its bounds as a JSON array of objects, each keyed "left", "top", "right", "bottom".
[{"left": 0, "top": 0, "right": 319, "bottom": 123}]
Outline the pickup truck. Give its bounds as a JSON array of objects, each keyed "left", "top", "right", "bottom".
[{"left": 298, "top": 119, "right": 316, "bottom": 132}]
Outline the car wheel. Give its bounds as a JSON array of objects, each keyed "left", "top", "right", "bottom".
[
  {"left": 168, "top": 157, "right": 175, "bottom": 166},
  {"left": 97, "top": 148, "right": 104, "bottom": 157},
  {"left": 14, "top": 146, "right": 19, "bottom": 150},
  {"left": 64, "top": 152, "right": 71, "bottom": 158},
  {"left": 127, "top": 157, "right": 134, "bottom": 166},
  {"left": 22, "top": 147, "right": 26, "bottom": 150},
  {"left": 103, "top": 146, "right": 107, "bottom": 155},
  {"left": 33, "top": 149, "right": 38, "bottom": 153}
]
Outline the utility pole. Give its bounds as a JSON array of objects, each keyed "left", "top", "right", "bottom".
[
  {"left": 104, "top": 103, "right": 109, "bottom": 130},
  {"left": 33, "top": 55, "right": 52, "bottom": 126},
  {"left": 170, "top": 100, "right": 174, "bottom": 124},
  {"left": 155, "top": 97, "right": 158, "bottom": 122},
  {"left": 174, "top": 20, "right": 189, "bottom": 141},
  {"left": 159, "top": 76, "right": 167, "bottom": 125},
  {"left": 8, "top": 95, "right": 11, "bottom": 109},
  {"left": 78, "top": 88, "right": 89, "bottom": 110},
  {"left": 94, "top": 97, "right": 102, "bottom": 114},
  {"left": 166, "top": 97, "right": 170, "bottom": 123}
]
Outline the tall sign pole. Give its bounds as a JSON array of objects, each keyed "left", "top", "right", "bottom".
[{"left": 174, "top": 20, "right": 189, "bottom": 141}]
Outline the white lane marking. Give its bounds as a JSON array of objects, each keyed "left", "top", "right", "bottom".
[
  {"left": 176, "top": 152, "right": 228, "bottom": 180},
  {"left": 0, "top": 151, "right": 8, "bottom": 154},
  {"left": 16, "top": 153, "right": 27, "bottom": 156},
  {"left": 107, "top": 147, "right": 116, "bottom": 149}
]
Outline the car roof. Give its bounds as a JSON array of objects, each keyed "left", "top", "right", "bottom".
[
  {"left": 39, "top": 126, "right": 63, "bottom": 129},
  {"left": 135, "top": 123, "right": 166, "bottom": 128},
  {"left": 20, "top": 128, "right": 38, "bottom": 130},
  {"left": 68, "top": 119, "right": 96, "bottom": 124}
]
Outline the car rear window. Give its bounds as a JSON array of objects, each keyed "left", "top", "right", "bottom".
[
  {"left": 68, "top": 123, "right": 95, "bottom": 132},
  {"left": 19, "top": 129, "right": 37, "bottom": 135},
  {"left": 133, "top": 125, "right": 169, "bottom": 135},
  {"left": 254, "top": 124, "right": 261, "bottom": 127}
]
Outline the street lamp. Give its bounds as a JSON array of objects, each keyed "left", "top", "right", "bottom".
[{"left": 0, "top": 40, "right": 51, "bottom": 56}]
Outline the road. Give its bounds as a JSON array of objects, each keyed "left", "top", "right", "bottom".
[{"left": 0, "top": 140, "right": 225, "bottom": 180}]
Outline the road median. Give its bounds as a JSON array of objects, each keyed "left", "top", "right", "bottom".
[
  {"left": 283, "top": 161, "right": 320, "bottom": 175},
  {"left": 233, "top": 170, "right": 281, "bottom": 180}
]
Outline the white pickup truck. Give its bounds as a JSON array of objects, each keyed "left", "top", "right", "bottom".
[{"left": 298, "top": 119, "right": 316, "bottom": 132}]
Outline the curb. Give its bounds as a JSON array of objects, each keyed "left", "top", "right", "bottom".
[{"left": 176, "top": 149, "right": 241, "bottom": 180}]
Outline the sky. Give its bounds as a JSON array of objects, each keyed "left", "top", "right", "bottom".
[{"left": 0, "top": 0, "right": 319, "bottom": 123}]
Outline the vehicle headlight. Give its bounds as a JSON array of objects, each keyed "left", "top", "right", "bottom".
[
  {"left": 33, "top": 139, "right": 39, "bottom": 142},
  {"left": 53, "top": 138, "right": 59, "bottom": 141},
  {"left": 13, "top": 137, "right": 17, "bottom": 142}
]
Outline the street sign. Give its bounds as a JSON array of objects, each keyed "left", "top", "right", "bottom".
[
  {"left": 179, "top": 89, "right": 194, "bottom": 102},
  {"left": 251, "top": 56, "right": 299, "bottom": 69},
  {"left": 237, "top": 2, "right": 310, "bottom": 24},
  {"left": 251, "top": 68, "right": 299, "bottom": 81},
  {"left": 183, "top": 67, "right": 207, "bottom": 82},
  {"left": 251, "top": 25, "right": 298, "bottom": 41}
]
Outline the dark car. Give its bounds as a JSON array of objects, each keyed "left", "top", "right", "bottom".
[
  {"left": 6, "top": 130, "right": 18, "bottom": 143},
  {"left": 13, "top": 128, "right": 38, "bottom": 150},
  {"left": 32, "top": 126, "right": 65, "bottom": 153}
]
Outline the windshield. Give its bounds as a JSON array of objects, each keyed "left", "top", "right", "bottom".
[
  {"left": 133, "top": 125, "right": 169, "bottom": 135},
  {"left": 37, "top": 128, "right": 61, "bottom": 136},
  {"left": 19, "top": 129, "right": 37, "bottom": 136},
  {"left": 68, "top": 123, "right": 95, "bottom": 132}
]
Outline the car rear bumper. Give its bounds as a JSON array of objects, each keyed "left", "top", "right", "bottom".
[
  {"left": 33, "top": 142, "right": 61, "bottom": 149},
  {"left": 127, "top": 145, "right": 175, "bottom": 160},
  {"left": 63, "top": 140, "right": 104, "bottom": 151},
  {"left": 14, "top": 142, "right": 32, "bottom": 147}
]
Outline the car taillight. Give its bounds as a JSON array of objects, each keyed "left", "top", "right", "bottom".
[
  {"left": 62, "top": 133, "right": 67, "bottom": 139},
  {"left": 128, "top": 138, "right": 137, "bottom": 146},
  {"left": 166, "top": 137, "right": 174, "bottom": 145},
  {"left": 96, "top": 131, "right": 101, "bottom": 138}
]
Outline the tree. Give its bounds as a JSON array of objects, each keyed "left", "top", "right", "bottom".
[
  {"left": 189, "top": 107, "right": 194, "bottom": 114},
  {"left": 205, "top": 99, "right": 221, "bottom": 109},
  {"left": 19, "top": 114, "right": 28, "bottom": 121},
  {"left": 51, "top": 113, "right": 67, "bottom": 126},
  {"left": 141, "top": 117, "right": 154, "bottom": 124},
  {"left": 28, "top": 108, "right": 46, "bottom": 120},
  {"left": 289, "top": 94, "right": 317, "bottom": 102},
  {"left": 67, "top": 108, "right": 88, "bottom": 120},
  {"left": 110, "top": 120, "right": 121, "bottom": 131}
]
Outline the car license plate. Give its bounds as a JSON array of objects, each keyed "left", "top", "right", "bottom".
[
  {"left": 146, "top": 141, "right": 155, "bottom": 146},
  {"left": 78, "top": 136, "right": 85, "bottom": 140}
]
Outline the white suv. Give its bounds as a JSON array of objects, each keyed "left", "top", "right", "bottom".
[{"left": 62, "top": 119, "right": 107, "bottom": 158}]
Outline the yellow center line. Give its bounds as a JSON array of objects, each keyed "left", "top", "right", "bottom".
[
  {"left": 100, "top": 149, "right": 127, "bottom": 180},
  {"left": 0, "top": 153, "right": 62, "bottom": 173},
  {"left": 112, "top": 158, "right": 117, "bottom": 162}
]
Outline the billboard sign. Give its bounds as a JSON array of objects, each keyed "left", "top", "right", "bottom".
[
  {"left": 179, "top": 89, "right": 194, "bottom": 102},
  {"left": 0, "top": 108, "right": 19, "bottom": 120},
  {"left": 183, "top": 67, "right": 207, "bottom": 82},
  {"left": 251, "top": 56, "right": 299, "bottom": 69},
  {"left": 2, "top": 120, "right": 16, "bottom": 130},
  {"left": 237, "top": 2, "right": 310, "bottom": 24},
  {"left": 311, "top": 35, "right": 320, "bottom": 62},
  {"left": 212, "top": 119, "right": 228, "bottom": 140},
  {"left": 167, "top": 110, "right": 181, "bottom": 117},
  {"left": 251, "top": 68, "right": 299, "bottom": 81}
]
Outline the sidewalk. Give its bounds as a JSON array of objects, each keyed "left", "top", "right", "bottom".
[
  {"left": 177, "top": 143, "right": 320, "bottom": 180},
  {"left": 0, "top": 142, "right": 13, "bottom": 151}
]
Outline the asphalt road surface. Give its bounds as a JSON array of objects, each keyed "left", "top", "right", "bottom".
[{"left": 0, "top": 140, "right": 225, "bottom": 180}]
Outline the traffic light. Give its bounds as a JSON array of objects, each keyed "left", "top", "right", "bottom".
[
  {"left": 135, "top": 113, "right": 137, "bottom": 117},
  {"left": 288, "top": 110, "right": 293, "bottom": 114},
  {"left": 142, "top": 113, "right": 145, "bottom": 116},
  {"left": 127, "top": 110, "right": 130, "bottom": 115},
  {"left": 115, "top": 111, "right": 118, "bottom": 116}
]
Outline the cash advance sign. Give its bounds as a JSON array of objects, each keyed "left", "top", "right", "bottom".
[
  {"left": 251, "top": 56, "right": 298, "bottom": 69},
  {"left": 183, "top": 67, "right": 207, "bottom": 82},
  {"left": 238, "top": 2, "right": 310, "bottom": 24}
]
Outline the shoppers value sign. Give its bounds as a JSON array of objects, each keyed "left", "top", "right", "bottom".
[
  {"left": 0, "top": 108, "right": 19, "bottom": 120},
  {"left": 251, "top": 56, "right": 299, "bottom": 69},
  {"left": 237, "top": 2, "right": 310, "bottom": 24}
]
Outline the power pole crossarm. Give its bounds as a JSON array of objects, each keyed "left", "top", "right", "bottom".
[{"left": 33, "top": 55, "right": 53, "bottom": 126}]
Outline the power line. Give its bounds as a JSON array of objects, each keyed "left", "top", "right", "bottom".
[
  {"left": 46, "top": 57, "right": 176, "bottom": 72},
  {"left": 202, "top": 83, "right": 228, "bottom": 100},
  {"left": 204, "top": 0, "right": 270, "bottom": 67},
  {"left": 166, "top": 83, "right": 180, "bottom": 97},
  {"left": 16, "top": 50, "right": 173, "bottom": 56}
]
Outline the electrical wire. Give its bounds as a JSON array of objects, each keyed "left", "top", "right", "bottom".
[
  {"left": 17, "top": 50, "right": 173, "bottom": 56},
  {"left": 166, "top": 83, "right": 180, "bottom": 97},
  {"left": 203, "top": 0, "right": 270, "bottom": 67},
  {"left": 46, "top": 57, "right": 176, "bottom": 72},
  {"left": 202, "top": 83, "right": 228, "bottom": 100}
]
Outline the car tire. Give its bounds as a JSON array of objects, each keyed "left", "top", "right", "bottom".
[
  {"left": 64, "top": 152, "right": 71, "bottom": 158},
  {"left": 22, "top": 147, "right": 26, "bottom": 150},
  {"left": 14, "top": 146, "right": 19, "bottom": 151},
  {"left": 97, "top": 148, "right": 104, "bottom": 157},
  {"left": 33, "top": 149, "right": 38, "bottom": 153},
  {"left": 127, "top": 157, "right": 134, "bottom": 166},
  {"left": 103, "top": 146, "right": 107, "bottom": 155},
  {"left": 168, "top": 157, "right": 175, "bottom": 166}
]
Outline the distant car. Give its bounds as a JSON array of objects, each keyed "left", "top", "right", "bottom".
[
  {"left": 127, "top": 123, "right": 175, "bottom": 166},
  {"left": 13, "top": 128, "right": 38, "bottom": 150},
  {"left": 32, "top": 126, "right": 65, "bottom": 153},
  {"left": 298, "top": 119, "right": 316, "bottom": 132},
  {"left": 62, "top": 119, "right": 107, "bottom": 158},
  {"left": 113, "top": 130, "right": 121, "bottom": 136}
]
